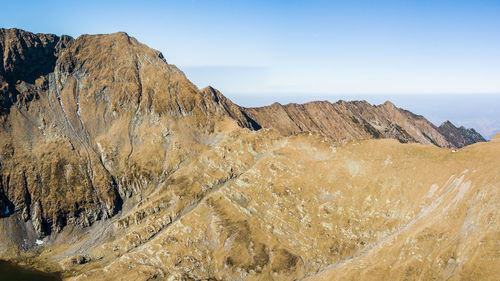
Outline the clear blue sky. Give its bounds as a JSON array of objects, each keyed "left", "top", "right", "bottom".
[{"left": 2, "top": 0, "right": 499, "bottom": 96}]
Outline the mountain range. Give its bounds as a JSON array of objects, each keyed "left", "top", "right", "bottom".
[
  {"left": 0, "top": 28, "right": 497, "bottom": 281},
  {"left": 201, "top": 86, "right": 485, "bottom": 148}
]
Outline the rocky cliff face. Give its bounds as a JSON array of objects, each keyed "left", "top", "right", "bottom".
[
  {"left": 0, "top": 28, "right": 497, "bottom": 281},
  {"left": 0, "top": 28, "right": 220, "bottom": 246},
  {"left": 202, "top": 86, "right": 485, "bottom": 148},
  {"left": 438, "top": 120, "right": 486, "bottom": 147},
  {"left": 0, "top": 28, "right": 73, "bottom": 115}
]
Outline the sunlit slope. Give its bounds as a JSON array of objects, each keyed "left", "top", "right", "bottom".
[
  {"left": 62, "top": 130, "right": 499, "bottom": 280},
  {"left": 304, "top": 134, "right": 500, "bottom": 280}
]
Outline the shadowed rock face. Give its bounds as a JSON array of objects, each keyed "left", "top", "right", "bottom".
[
  {"left": 438, "top": 120, "right": 486, "bottom": 147},
  {"left": 0, "top": 28, "right": 497, "bottom": 281},
  {"left": 202, "top": 87, "right": 486, "bottom": 148},
  {"left": 0, "top": 28, "right": 73, "bottom": 115}
]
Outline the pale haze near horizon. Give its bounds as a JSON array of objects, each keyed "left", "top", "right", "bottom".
[{"left": 1, "top": 0, "right": 499, "bottom": 137}]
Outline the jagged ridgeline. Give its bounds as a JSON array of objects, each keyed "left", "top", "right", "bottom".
[
  {"left": 0, "top": 28, "right": 222, "bottom": 238},
  {"left": 201, "top": 86, "right": 486, "bottom": 148},
  {"left": 0, "top": 28, "right": 497, "bottom": 281}
]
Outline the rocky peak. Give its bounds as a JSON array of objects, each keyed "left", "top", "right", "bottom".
[
  {"left": 382, "top": 100, "right": 396, "bottom": 109},
  {"left": 0, "top": 28, "right": 219, "bottom": 240},
  {"left": 0, "top": 28, "right": 74, "bottom": 115},
  {"left": 0, "top": 28, "right": 73, "bottom": 81},
  {"left": 438, "top": 120, "right": 486, "bottom": 147},
  {"left": 200, "top": 85, "right": 220, "bottom": 103},
  {"left": 200, "top": 86, "right": 261, "bottom": 130}
]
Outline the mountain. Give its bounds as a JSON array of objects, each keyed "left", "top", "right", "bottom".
[
  {"left": 201, "top": 86, "right": 486, "bottom": 148},
  {"left": 0, "top": 27, "right": 220, "bottom": 242},
  {"left": 0, "top": 28, "right": 498, "bottom": 281},
  {"left": 200, "top": 85, "right": 261, "bottom": 130},
  {"left": 0, "top": 28, "right": 73, "bottom": 115},
  {"left": 438, "top": 120, "right": 486, "bottom": 148}
]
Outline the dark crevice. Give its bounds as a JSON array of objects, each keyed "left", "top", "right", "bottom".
[
  {"left": 361, "top": 119, "right": 381, "bottom": 139},
  {"left": 241, "top": 110, "right": 261, "bottom": 130},
  {"left": 0, "top": 190, "right": 15, "bottom": 218}
]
